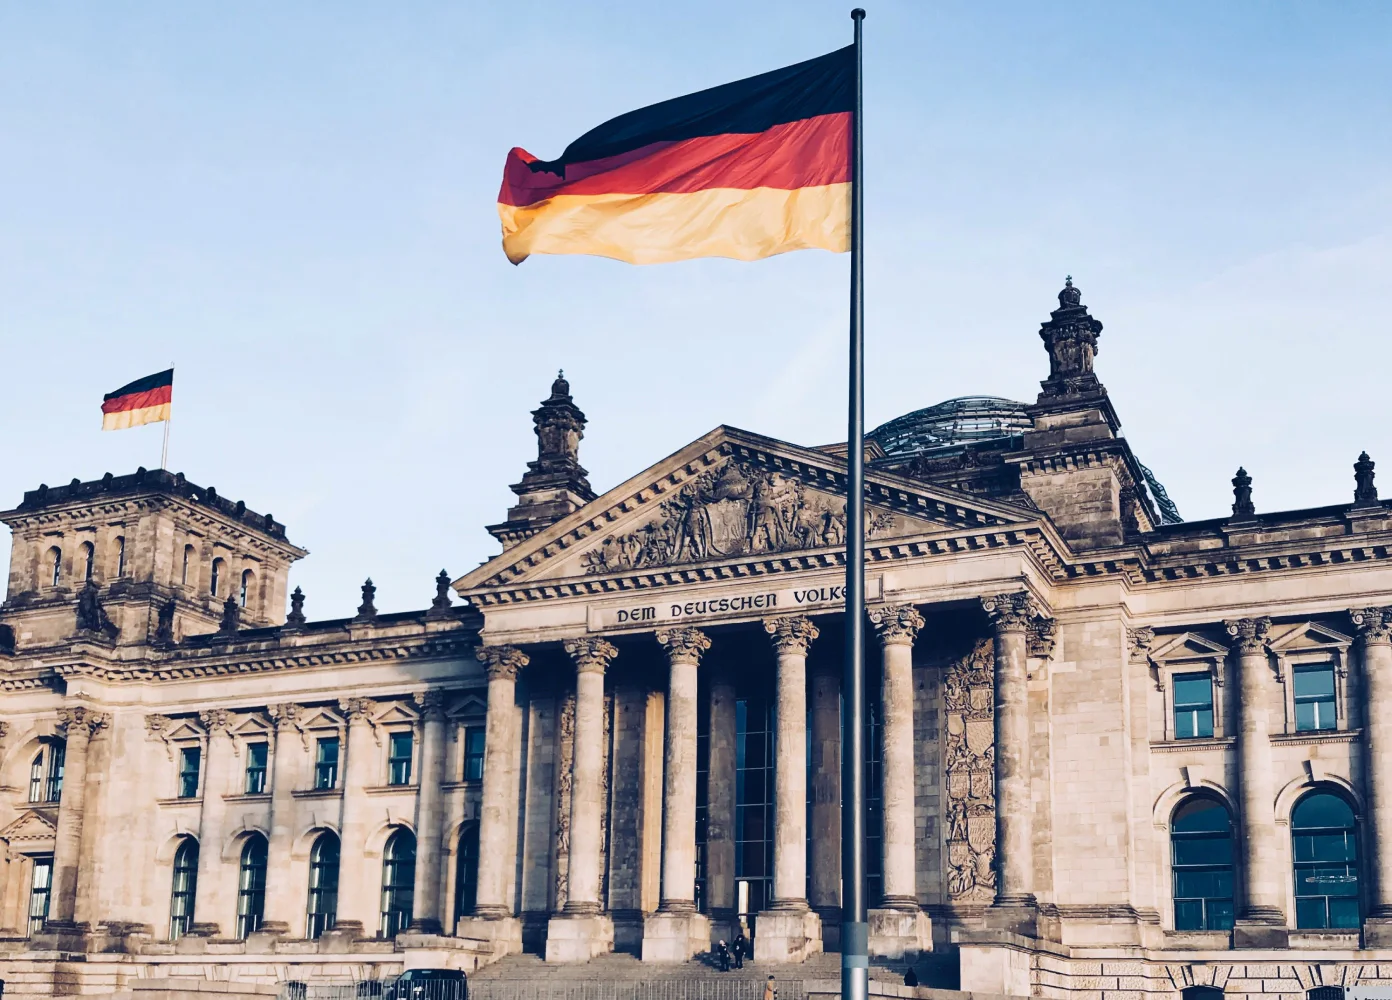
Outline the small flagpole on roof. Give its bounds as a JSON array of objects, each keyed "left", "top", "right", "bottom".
[{"left": 160, "top": 363, "right": 174, "bottom": 470}]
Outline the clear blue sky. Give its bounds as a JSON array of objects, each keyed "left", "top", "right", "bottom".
[{"left": 2, "top": 2, "right": 1390, "bottom": 616}]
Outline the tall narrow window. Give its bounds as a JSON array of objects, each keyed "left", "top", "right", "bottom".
[
  {"left": 388, "top": 732, "right": 413, "bottom": 786},
  {"left": 81, "top": 542, "right": 95, "bottom": 581},
  {"left": 50, "top": 547, "right": 62, "bottom": 588},
  {"left": 1171, "top": 798, "right": 1235, "bottom": 930},
  {"left": 27, "top": 856, "right": 53, "bottom": 936},
  {"left": 1294, "top": 665, "right": 1337, "bottom": 732},
  {"left": 240, "top": 570, "right": 252, "bottom": 609},
  {"left": 182, "top": 545, "right": 194, "bottom": 585},
  {"left": 1293, "top": 792, "right": 1360, "bottom": 929},
  {"left": 210, "top": 558, "right": 223, "bottom": 597},
  {"left": 116, "top": 536, "right": 126, "bottom": 577},
  {"left": 245, "top": 742, "right": 268, "bottom": 794},
  {"left": 45, "top": 743, "right": 64, "bottom": 802},
  {"left": 315, "top": 737, "right": 340, "bottom": 790},
  {"left": 169, "top": 838, "right": 199, "bottom": 940},
  {"left": 462, "top": 727, "right": 486, "bottom": 781},
  {"left": 236, "top": 835, "right": 268, "bottom": 939},
  {"left": 735, "top": 696, "right": 776, "bottom": 921},
  {"left": 178, "top": 746, "right": 202, "bottom": 799},
  {"left": 306, "top": 833, "right": 340, "bottom": 939},
  {"left": 1173, "top": 672, "right": 1215, "bottom": 739},
  {"left": 454, "top": 824, "right": 479, "bottom": 920},
  {"left": 29, "top": 753, "right": 44, "bottom": 803},
  {"left": 380, "top": 829, "right": 416, "bottom": 938}
]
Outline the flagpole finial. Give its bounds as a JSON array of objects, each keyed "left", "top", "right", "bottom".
[{"left": 851, "top": 7, "right": 866, "bottom": 19}]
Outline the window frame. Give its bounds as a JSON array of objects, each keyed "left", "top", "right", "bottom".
[
  {"left": 1268, "top": 625, "right": 1353, "bottom": 736},
  {"left": 1152, "top": 653, "right": 1227, "bottom": 742},
  {"left": 210, "top": 557, "right": 224, "bottom": 598},
  {"left": 236, "top": 835, "right": 269, "bottom": 939},
  {"left": 49, "top": 546, "right": 62, "bottom": 588},
  {"left": 1291, "top": 791, "right": 1362, "bottom": 930},
  {"left": 80, "top": 541, "right": 95, "bottom": 582},
  {"left": 453, "top": 823, "right": 480, "bottom": 920},
  {"left": 177, "top": 745, "right": 203, "bottom": 799},
  {"left": 115, "top": 535, "right": 126, "bottom": 577},
  {"left": 387, "top": 730, "right": 414, "bottom": 787},
  {"left": 244, "top": 741, "right": 269, "bottom": 795},
  {"left": 1172, "top": 671, "right": 1217, "bottom": 740},
  {"left": 27, "top": 855, "right": 53, "bottom": 937},
  {"left": 29, "top": 741, "right": 65, "bottom": 804},
  {"left": 380, "top": 829, "right": 416, "bottom": 938},
  {"left": 169, "top": 838, "right": 199, "bottom": 940},
  {"left": 314, "top": 736, "right": 341, "bottom": 791},
  {"left": 462, "top": 725, "right": 486, "bottom": 782},
  {"left": 306, "top": 832, "right": 340, "bottom": 939},
  {"left": 1292, "top": 663, "right": 1338, "bottom": 733},
  {"left": 239, "top": 569, "right": 253, "bottom": 609},
  {"left": 1170, "top": 796, "right": 1236, "bottom": 932}
]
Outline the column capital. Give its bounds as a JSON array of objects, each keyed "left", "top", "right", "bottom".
[
  {"left": 1224, "top": 616, "right": 1271, "bottom": 654},
  {"left": 656, "top": 626, "right": 711, "bottom": 664},
  {"left": 1351, "top": 607, "right": 1392, "bottom": 646},
  {"left": 868, "top": 605, "right": 924, "bottom": 646},
  {"left": 338, "top": 696, "right": 377, "bottom": 722},
  {"left": 1028, "top": 617, "right": 1058, "bottom": 659},
  {"left": 981, "top": 591, "right": 1039, "bottom": 633},
  {"left": 563, "top": 636, "right": 619, "bottom": 674},
  {"left": 1126, "top": 626, "right": 1156, "bottom": 663},
  {"left": 412, "top": 689, "right": 447, "bottom": 719},
  {"left": 476, "top": 644, "right": 530, "bottom": 681},
  {"left": 267, "top": 702, "right": 304, "bottom": 731},
  {"left": 198, "top": 708, "right": 234, "bottom": 736},
  {"left": 57, "top": 705, "right": 109, "bottom": 741},
  {"left": 764, "top": 615, "right": 820, "bottom": 655}
]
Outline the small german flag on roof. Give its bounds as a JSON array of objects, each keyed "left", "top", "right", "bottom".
[{"left": 102, "top": 369, "right": 173, "bottom": 430}]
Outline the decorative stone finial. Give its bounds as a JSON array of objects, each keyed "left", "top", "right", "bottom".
[
  {"left": 356, "top": 579, "right": 377, "bottom": 620},
  {"left": 431, "top": 570, "right": 452, "bottom": 611},
  {"left": 1037, "top": 277, "right": 1104, "bottom": 399},
  {"left": 1355, "top": 451, "right": 1378, "bottom": 505},
  {"left": 218, "top": 596, "right": 240, "bottom": 634},
  {"left": 1231, "top": 467, "right": 1255, "bottom": 518},
  {"left": 286, "top": 586, "right": 306, "bottom": 627}
]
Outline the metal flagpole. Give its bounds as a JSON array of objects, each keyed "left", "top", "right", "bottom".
[
  {"left": 842, "top": 9, "right": 868, "bottom": 1000},
  {"left": 160, "top": 364, "right": 173, "bottom": 470}
]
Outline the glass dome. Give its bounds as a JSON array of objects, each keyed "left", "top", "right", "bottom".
[{"left": 869, "top": 396, "right": 1032, "bottom": 459}]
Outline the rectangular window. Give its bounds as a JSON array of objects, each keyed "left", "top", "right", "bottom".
[
  {"left": 314, "top": 738, "right": 340, "bottom": 790},
  {"left": 1173, "top": 672, "right": 1215, "bottom": 739},
  {"left": 28, "top": 857, "right": 53, "bottom": 936},
  {"left": 388, "top": 732, "right": 413, "bottom": 786},
  {"left": 463, "top": 727, "right": 486, "bottom": 781},
  {"left": 245, "top": 742, "right": 268, "bottom": 795},
  {"left": 1294, "top": 665, "right": 1337, "bottom": 732},
  {"left": 178, "top": 746, "right": 202, "bottom": 799}
]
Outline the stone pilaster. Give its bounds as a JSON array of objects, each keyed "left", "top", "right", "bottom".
[
  {"left": 408, "top": 690, "right": 447, "bottom": 934},
  {"left": 1355, "top": 607, "right": 1392, "bottom": 944},
  {"left": 705, "top": 666, "right": 738, "bottom": 942},
  {"left": 547, "top": 638, "right": 618, "bottom": 962},
  {"left": 809, "top": 656, "right": 842, "bottom": 941},
  {"left": 455, "top": 645, "right": 527, "bottom": 957},
  {"left": 261, "top": 703, "right": 303, "bottom": 936},
  {"left": 333, "top": 698, "right": 376, "bottom": 938},
  {"left": 1225, "top": 616, "right": 1288, "bottom": 947},
  {"left": 754, "top": 615, "right": 822, "bottom": 964},
  {"left": 867, "top": 605, "right": 932, "bottom": 958},
  {"left": 50, "top": 706, "right": 109, "bottom": 928},
  {"left": 192, "top": 709, "right": 235, "bottom": 936},
  {"left": 642, "top": 626, "right": 712, "bottom": 963},
  {"left": 983, "top": 592, "right": 1037, "bottom": 923}
]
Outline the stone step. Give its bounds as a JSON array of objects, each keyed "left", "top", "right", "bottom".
[{"left": 471, "top": 951, "right": 912, "bottom": 984}]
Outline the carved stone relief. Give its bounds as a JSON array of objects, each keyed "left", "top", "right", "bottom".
[
  {"left": 552, "top": 690, "right": 613, "bottom": 910},
  {"left": 943, "top": 638, "right": 997, "bottom": 902}
]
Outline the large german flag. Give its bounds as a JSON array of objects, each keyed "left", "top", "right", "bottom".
[
  {"left": 101, "top": 369, "right": 173, "bottom": 430},
  {"left": 499, "top": 47, "right": 853, "bottom": 265}
]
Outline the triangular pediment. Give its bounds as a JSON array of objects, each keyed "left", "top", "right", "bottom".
[
  {"left": 1268, "top": 621, "right": 1353, "bottom": 652},
  {"left": 230, "top": 713, "right": 271, "bottom": 739},
  {"left": 298, "top": 705, "right": 345, "bottom": 732},
  {"left": 0, "top": 810, "right": 57, "bottom": 844},
  {"left": 1150, "top": 632, "right": 1229, "bottom": 663},
  {"left": 164, "top": 717, "right": 206, "bottom": 743},
  {"left": 373, "top": 702, "right": 419, "bottom": 727},
  {"left": 458, "top": 425, "right": 1040, "bottom": 595},
  {"left": 448, "top": 695, "right": 486, "bottom": 719}
]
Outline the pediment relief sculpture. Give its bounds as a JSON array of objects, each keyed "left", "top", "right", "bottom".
[{"left": 580, "top": 460, "right": 904, "bottom": 575}]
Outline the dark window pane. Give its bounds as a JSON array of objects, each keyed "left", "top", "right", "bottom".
[
  {"left": 1207, "top": 899, "right": 1234, "bottom": 930},
  {"left": 1174, "top": 674, "right": 1213, "bottom": 707},
  {"left": 1173, "top": 899, "right": 1204, "bottom": 931},
  {"left": 1330, "top": 897, "right": 1361, "bottom": 928},
  {"left": 1294, "top": 667, "right": 1335, "bottom": 699},
  {"left": 1173, "top": 799, "right": 1230, "bottom": 833},
  {"left": 1293, "top": 793, "right": 1355, "bottom": 831},
  {"left": 1173, "top": 838, "right": 1233, "bottom": 867},
  {"left": 1296, "top": 896, "right": 1327, "bottom": 929}
]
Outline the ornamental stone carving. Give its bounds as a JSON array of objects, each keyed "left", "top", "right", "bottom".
[
  {"left": 412, "top": 690, "right": 446, "bottom": 719},
  {"left": 943, "top": 638, "right": 997, "bottom": 902},
  {"left": 1126, "top": 626, "right": 1155, "bottom": 662},
  {"left": 1037, "top": 277, "right": 1104, "bottom": 399},
  {"left": 656, "top": 626, "right": 711, "bottom": 664},
  {"left": 198, "top": 708, "right": 233, "bottom": 735},
  {"left": 868, "top": 605, "right": 924, "bottom": 646},
  {"left": 552, "top": 689, "right": 612, "bottom": 910},
  {"left": 476, "top": 645, "right": 529, "bottom": 681},
  {"left": 267, "top": 703, "right": 303, "bottom": 730},
  {"left": 1224, "top": 617, "right": 1272, "bottom": 654},
  {"left": 339, "top": 697, "right": 376, "bottom": 722},
  {"left": 563, "top": 637, "right": 619, "bottom": 674},
  {"left": 580, "top": 461, "right": 899, "bottom": 575},
  {"left": 1352, "top": 607, "right": 1392, "bottom": 645},
  {"left": 1027, "top": 617, "right": 1058, "bottom": 659},
  {"left": 764, "top": 615, "right": 820, "bottom": 654},
  {"left": 981, "top": 591, "right": 1040, "bottom": 632},
  {"left": 58, "top": 706, "right": 110, "bottom": 740}
]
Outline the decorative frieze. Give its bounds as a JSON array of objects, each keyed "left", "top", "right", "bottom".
[{"left": 943, "top": 638, "right": 997, "bottom": 903}]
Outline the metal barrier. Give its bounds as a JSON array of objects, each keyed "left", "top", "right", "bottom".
[{"left": 279, "top": 981, "right": 801, "bottom": 1000}]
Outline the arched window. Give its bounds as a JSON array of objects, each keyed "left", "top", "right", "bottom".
[
  {"left": 380, "top": 829, "right": 416, "bottom": 938},
  {"left": 210, "top": 558, "right": 224, "bottom": 597},
  {"left": 1171, "top": 798, "right": 1235, "bottom": 931},
  {"left": 240, "top": 569, "right": 252, "bottom": 609},
  {"left": 1182, "top": 988, "right": 1225, "bottom": 1000},
  {"left": 29, "top": 741, "right": 65, "bottom": 803},
  {"left": 454, "top": 824, "right": 480, "bottom": 920},
  {"left": 306, "top": 832, "right": 340, "bottom": 939},
  {"left": 236, "top": 835, "right": 268, "bottom": 939},
  {"left": 81, "top": 542, "right": 95, "bottom": 581},
  {"left": 182, "top": 545, "right": 194, "bottom": 585},
  {"left": 49, "top": 547, "right": 62, "bottom": 588},
  {"left": 115, "top": 536, "right": 126, "bottom": 577},
  {"left": 1293, "top": 792, "right": 1361, "bottom": 928},
  {"left": 169, "top": 838, "right": 199, "bottom": 940}
]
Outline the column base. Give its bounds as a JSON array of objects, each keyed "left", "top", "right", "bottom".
[
  {"left": 813, "top": 906, "right": 842, "bottom": 951},
  {"left": 317, "top": 923, "right": 366, "bottom": 954},
  {"left": 1232, "top": 917, "right": 1290, "bottom": 949},
  {"left": 544, "top": 913, "right": 614, "bottom": 963},
  {"left": 454, "top": 915, "right": 524, "bottom": 960},
  {"left": 753, "top": 907, "right": 822, "bottom": 963},
  {"left": 986, "top": 897, "right": 1038, "bottom": 937},
  {"left": 867, "top": 906, "right": 932, "bottom": 960},
  {"left": 641, "top": 910, "right": 711, "bottom": 963}
]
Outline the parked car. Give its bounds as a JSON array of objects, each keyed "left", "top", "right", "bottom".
[{"left": 384, "top": 969, "right": 466, "bottom": 1000}]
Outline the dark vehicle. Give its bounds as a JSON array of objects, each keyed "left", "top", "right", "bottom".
[{"left": 384, "top": 969, "right": 466, "bottom": 1000}]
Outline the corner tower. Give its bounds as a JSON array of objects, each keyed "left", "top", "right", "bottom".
[{"left": 0, "top": 469, "right": 306, "bottom": 649}]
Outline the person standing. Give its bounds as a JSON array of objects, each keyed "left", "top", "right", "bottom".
[
  {"left": 732, "top": 928, "right": 748, "bottom": 969},
  {"left": 716, "top": 940, "right": 731, "bottom": 972},
  {"left": 763, "top": 975, "right": 777, "bottom": 1000}
]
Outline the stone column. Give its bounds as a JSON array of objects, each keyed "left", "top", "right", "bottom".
[
  {"left": 642, "top": 626, "right": 712, "bottom": 963},
  {"left": 455, "top": 645, "right": 528, "bottom": 957},
  {"left": 49, "top": 706, "right": 108, "bottom": 931},
  {"left": 193, "top": 710, "right": 235, "bottom": 936},
  {"left": 808, "top": 657, "right": 841, "bottom": 938},
  {"left": 866, "top": 605, "right": 933, "bottom": 958},
  {"left": 333, "top": 698, "right": 376, "bottom": 938},
  {"left": 261, "top": 703, "right": 303, "bottom": 936},
  {"left": 546, "top": 638, "right": 618, "bottom": 962},
  {"left": 408, "top": 691, "right": 447, "bottom": 934},
  {"left": 1226, "top": 616, "right": 1288, "bottom": 947},
  {"left": 983, "top": 592, "right": 1036, "bottom": 919},
  {"left": 705, "top": 667, "right": 738, "bottom": 942},
  {"left": 754, "top": 615, "right": 823, "bottom": 963},
  {"left": 1355, "top": 607, "right": 1392, "bottom": 944}
]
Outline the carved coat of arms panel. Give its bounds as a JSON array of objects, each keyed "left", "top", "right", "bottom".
[{"left": 943, "top": 637, "right": 997, "bottom": 903}]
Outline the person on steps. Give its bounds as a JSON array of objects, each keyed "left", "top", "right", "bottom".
[
  {"left": 715, "top": 940, "right": 731, "bottom": 972},
  {"left": 904, "top": 968, "right": 920, "bottom": 987},
  {"left": 732, "top": 929, "right": 748, "bottom": 969},
  {"left": 764, "top": 974, "right": 777, "bottom": 1000}
]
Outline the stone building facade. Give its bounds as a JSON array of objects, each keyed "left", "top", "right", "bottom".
[{"left": 2, "top": 280, "right": 1392, "bottom": 999}]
